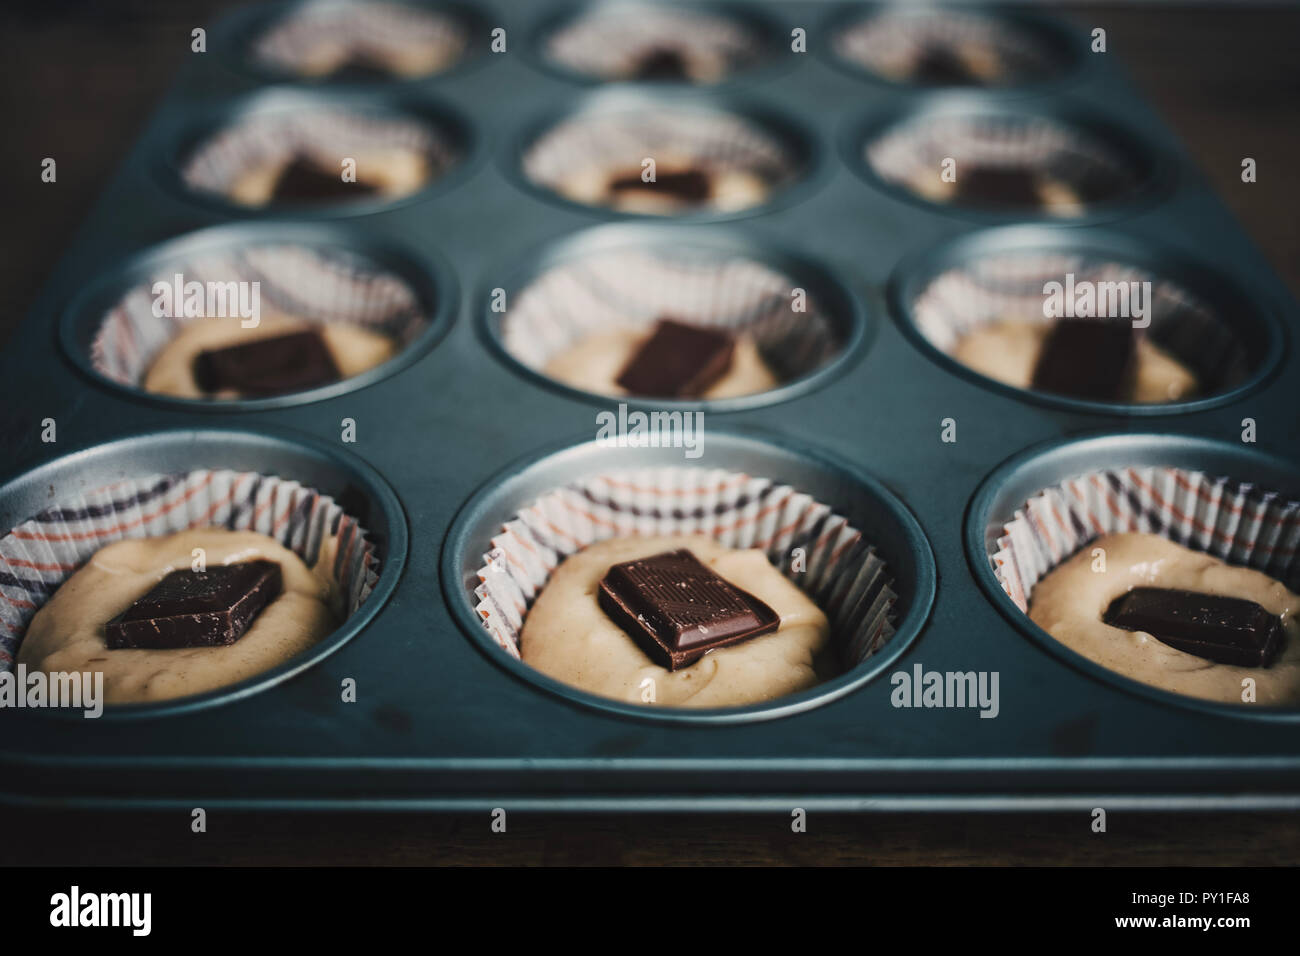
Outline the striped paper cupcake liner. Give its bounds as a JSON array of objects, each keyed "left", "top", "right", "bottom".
[
  {"left": 521, "top": 106, "right": 799, "bottom": 211},
  {"left": 473, "top": 466, "right": 897, "bottom": 674},
  {"left": 250, "top": 0, "right": 469, "bottom": 80},
  {"left": 0, "top": 469, "right": 380, "bottom": 669},
  {"left": 543, "top": 2, "right": 765, "bottom": 83},
  {"left": 866, "top": 113, "right": 1142, "bottom": 212},
  {"left": 833, "top": 8, "right": 1062, "bottom": 86},
  {"left": 911, "top": 250, "right": 1252, "bottom": 398},
  {"left": 90, "top": 242, "right": 428, "bottom": 392},
  {"left": 989, "top": 466, "right": 1300, "bottom": 615},
  {"left": 180, "top": 107, "right": 457, "bottom": 203},
  {"left": 501, "top": 245, "right": 842, "bottom": 388}
]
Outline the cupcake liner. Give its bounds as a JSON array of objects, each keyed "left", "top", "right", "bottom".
[
  {"left": 250, "top": 0, "right": 469, "bottom": 79},
  {"left": 0, "top": 469, "right": 381, "bottom": 669},
  {"left": 501, "top": 245, "right": 842, "bottom": 386},
  {"left": 866, "top": 113, "right": 1142, "bottom": 211},
  {"left": 180, "top": 108, "right": 456, "bottom": 202},
  {"left": 833, "top": 8, "right": 1061, "bottom": 86},
  {"left": 90, "top": 242, "right": 428, "bottom": 391},
  {"left": 543, "top": 3, "right": 765, "bottom": 83},
  {"left": 521, "top": 106, "right": 798, "bottom": 205},
  {"left": 472, "top": 466, "right": 897, "bottom": 672},
  {"left": 989, "top": 466, "right": 1300, "bottom": 615},
  {"left": 911, "top": 250, "right": 1253, "bottom": 398}
]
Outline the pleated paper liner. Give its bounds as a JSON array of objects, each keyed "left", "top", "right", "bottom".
[
  {"left": 910, "top": 250, "right": 1252, "bottom": 402},
  {"left": 0, "top": 469, "right": 380, "bottom": 670},
  {"left": 542, "top": 2, "right": 766, "bottom": 83},
  {"left": 90, "top": 242, "right": 428, "bottom": 397},
  {"left": 500, "top": 245, "right": 842, "bottom": 393},
  {"left": 180, "top": 107, "right": 457, "bottom": 207},
  {"left": 521, "top": 105, "right": 800, "bottom": 213},
  {"left": 472, "top": 466, "right": 897, "bottom": 679},
  {"left": 866, "top": 112, "right": 1144, "bottom": 213},
  {"left": 989, "top": 465, "right": 1300, "bottom": 618},
  {"left": 250, "top": 0, "right": 469, "bottom": 80},
  {"left": 833, "top": 7, "right": 1064, "bottom": 87}
]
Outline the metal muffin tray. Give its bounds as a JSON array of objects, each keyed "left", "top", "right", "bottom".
[{"left": 3, "top": 0, "right": 1299, "bottom": 812}]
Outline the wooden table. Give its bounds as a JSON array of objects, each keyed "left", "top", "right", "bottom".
[{"left": 2, "top": 2, "right": 1298, "bottom": 865}]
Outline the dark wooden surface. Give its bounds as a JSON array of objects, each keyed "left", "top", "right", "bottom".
[{"left": 2, "top": 2, "right": 1299, "bottom": 865}]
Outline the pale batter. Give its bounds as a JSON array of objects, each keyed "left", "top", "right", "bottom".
[
  {"left": 1029, "top": 532, "right": 1300, "bottom": 705},
  {"left": 520, "top": 535, "right": 831, "bottom": 708},
  {"left": 143, "top": 313, "right": 398, "bottom": 399},
  {"left": 226, "top": 147, "right": 430, "bottom": 207},
  {"left": 556, "top": 160, "right": 771, "bottom": 214},
  {"left": 542, "top": 327, "right": 780, "bottom": 399},
  {"left": 951, "top": 318, "right": 1198, "bottom": 403},
  {"left": 18, "top": 529, "right": 342, "bottom": 705}
]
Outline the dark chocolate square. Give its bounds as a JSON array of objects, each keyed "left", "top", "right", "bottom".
[
  {"left": 193, "top": 329, "right": 342, "bottom": 397},
  {"left": 614, "top": 318, "right": 736, "bottom": 398},
  {"left": 105, "top": 560, "right": 283, "bottom": 649},
  {"left": 597, "top": 548, "right": 780, "bottom": 670}
]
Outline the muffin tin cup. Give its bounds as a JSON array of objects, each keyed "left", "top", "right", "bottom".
[
  {"left": 846, "top": 94, "right": 1172, "bottom": 223},
  {"left": 528, "top": 0, "right": 787, "bottom": 86},
  {"left": 442, "top": 430, "right": 936, "bottom": 725},
  {"left": 212, "top": 0, "right": 491, "bottom": 86},
  {"left": 59, "top": 221, "right": 456, "bottom": 411},
  {"left": 156, "top": 87, "right": 480, "bottom": 219},
  {"left": 967, "top": 433, "right": 1300, "bottom": 721},
  {"left": 0, "top": 427, "right": 407, "bottom": 719},
  {"left": 510, "top": 88, "right": 826, "bottom": 222},
  {"left": 480, "top": 223, "right": 869, "bottom": 411},
  {"left": 888, "top": 224, "right": 1286, "bottom": 416},
  {"left": 821, "top": 3, "right": 1084, "bottom": 92}
]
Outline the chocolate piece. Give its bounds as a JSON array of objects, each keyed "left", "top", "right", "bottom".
[
  {"left": 105, "top": 560, "right": 283, "bottom": 649},
  {"left": 608, "top": 168, "right": 712, "bottom": 203},
  {"left": 614, "top": 318, "right": 736, "bottom": 398},
  {"left": 1103, "top": 586, "right": 1285, "bottom": 668},
  {"left": 329, "top": 51, "right": 396, "bottom": 82},
  {"left": 1073, "top": 166, "right": 1126, "bottom": 204},
  {"left": 634, "top": 47, "right": 689, "bottom": 80},
  {"left": 271, "top": 156, "right": 379, "bottom": 203},
  {"left": 911, "top": 46, "right": 973, "bottom": 85},
  {"left": 597, "top": 549, "right": 780, "bottom": 670},
  {"left": 1030, "top": 318, "right": 1136, "bottom": 400},
  {"left": 954, "top": 165, "right": 1042, "bottom": 207},
  {"left": 193, "top": 329, "right": 342, "bottom": 397}
]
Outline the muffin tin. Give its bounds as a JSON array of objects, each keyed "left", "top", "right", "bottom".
[{"left": 3, "top": 1, "right": 1300, "bottom": 811}]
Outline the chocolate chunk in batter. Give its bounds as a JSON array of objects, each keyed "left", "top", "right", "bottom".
[
  {"left": 597, "top": 548, "right": 779, "bottom": 670},
  {"left": 634, "top": 47, "right": 690, "bottom": 80},
  {"left": 1031, "top": 318, "right": 1136, "bottom": 400},
  {"left": 272, "top": 156, "right": 380, "bottom": 203},
  {"left": 615, "top": 319, "right": 736, "bottom": 398},
  {"left": 105, "top": 560, "right": 283, "bottom": 649},
  {"left": 912, "top": 46, "right": 974, "bottom": 85},
  {"left": 1103, "top": 586, "right": 1285, "bottom": 668},
  {"left": 193, "top": 329, "right": 341, "bottom": 397},
  {"left": 955, "top": 165, "right": 1042, "bottom": 207},
  {"left": 608, "top": 167, "right": 712, "bottom": 203},
  {"left": 329, "top": 52, "right": 397, "bottom": 82}
]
